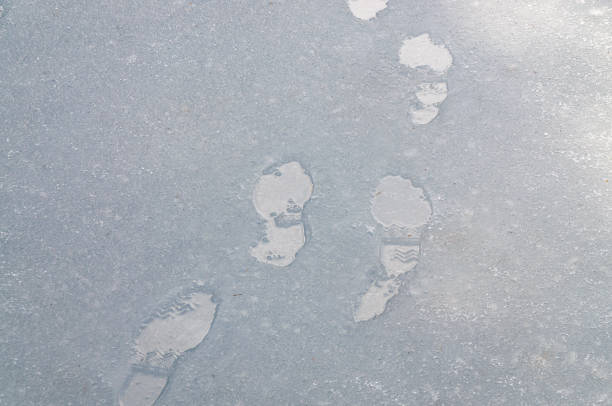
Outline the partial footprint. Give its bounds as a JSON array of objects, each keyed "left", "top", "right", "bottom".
[
  {"left": 399, "top": 34, "right": 453, "bottom": 73},
  {"left": 399, "top": 33, "right": 453, "bottom": 125},
  {"left": 355, "top": 176, "right": 432, "bottom": 322},
  {"left": 347, "top": 0, "right": 389, "bottom": 20},
  {"left": 119, "top": 289, "right": 217, "bottom": 406},
  {"left": 250, "top": 161, "right": 313, "bottom": 267}
]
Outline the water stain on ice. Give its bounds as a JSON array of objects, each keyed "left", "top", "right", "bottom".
[
  {"left": 355, "top": 176, "right": 432, "bottom": 322},
  {"left": 399, "top": 33, "right": 453, "bottom": 74},
  {"left": 251, "top": 161, "right": 313, "bottom": 267},
  {"left": 119, "top": 291, "right": 217, "bottom": 406},
  {"left": 347, "top": 0, "right": 389, "bottom": 20}
]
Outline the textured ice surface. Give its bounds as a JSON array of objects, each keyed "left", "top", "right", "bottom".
[
  {"left": 347, "top": 0, "right": 388, "bottom": 20},
  {"left": 399, "top": 33, "right": 453, "bottom": 73},
  {"left": 251, "top": 161, "right": 313, "bottom": 267},
  {"left": 120, "top": 291, "right": 216, "bottom": 406},
  {"left": 2, "top": 0, "right": 611, "bottom": 404}
]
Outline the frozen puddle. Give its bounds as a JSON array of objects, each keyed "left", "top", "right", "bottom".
[
  {"left": 355, "top": 176, "right": 432, "bottom": 322},
  {"left": 250, "top": 161, "right": 313, "bottom": 267},
  {"left": 347, "top": 0, "right": 388, "bottom": 20},
  {"left": 119, "top": 291, "right": 217, "bottom": 406},
  {"left": 399, "top": 34, "right": 453, "bottom": 125}
]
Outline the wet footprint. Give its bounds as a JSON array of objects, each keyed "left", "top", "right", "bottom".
[
  {"left": 355, "top": 176, "right": 432, "bottom": 322},
  {"left": 250, "top": 161, "right": 313, "bottom": 267},
  {"left": 399, "top": 33, "right": 453, "bottom": 125},
  {"left": 119, "top": 289, "right": 217, "bottom": 406}
]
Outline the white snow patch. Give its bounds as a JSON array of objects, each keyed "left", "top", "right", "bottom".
[
  {"left": 399, "top": 33, "right": 453, "bottom": 73},
  {"left": 347, "top": 0, "right": 389, "bottom": 20},
  {"left": 355, "top": 279, "right": 399, "bottom": 322},
  {"left": 588, "top": 7, "right": 606, "bottom": 16},
  {"left": 371, "top": 176, "right": 432, "bottom": 229}
]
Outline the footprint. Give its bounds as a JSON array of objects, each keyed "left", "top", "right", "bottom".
[
  {"left": 345, "top": 0, "right": 453, "bottom": 125},
  {"left": 355, "top": 176, "right": 432, "bottom": 322},
  {"left": 119, "top": 289, "right": 217, "bottom": 406},
  {"left": 399, "top": 33, "right": 453, "bottom": 125},
  {"left": 347, "top": 0, "right": 389, "bottom": 20},
  {"left": 250, "top": 161, "right": 313, "bottom": 267}
]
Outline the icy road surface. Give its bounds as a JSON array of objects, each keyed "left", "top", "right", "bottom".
[{"left": 1, "top": 0, "right": 611, "bottom": 404}]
